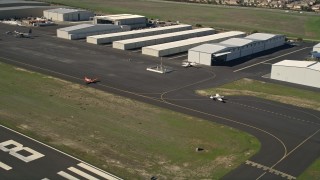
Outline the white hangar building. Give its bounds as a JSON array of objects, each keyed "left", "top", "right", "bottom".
[
  {"left": 187, "top": 33, "right": 285, "bottom": 66},
  {"left": 271, "top": 60, "right": 320, "bottom": 88},
  {"left": 112, "top": 28, "right": 214, "bottom": 50},
  {"left": 142, "top": 31, "right": 245, "bottom": 57},
  {"left": 57, "top": 24, "right": 125, "bottom": 40},
  {"left": 93, "top": 14, "right": 147, "bottom": 29},
  {"left": 87, "top": 24, "right": 192, "bottom": 44},
  {"left": 43, "top": 8, "right": 94, "bottom": 21}
]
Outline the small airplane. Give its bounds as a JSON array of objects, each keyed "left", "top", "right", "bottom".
[
  {"left": 210, "top": 94, "right": 225, "bottom": 102},
  {"left": 6, "top": 30, "right": 32, "bottom": 38},
  {"left": 84, "top": 76, "right": 99, "bottom": 84},
  {"left": 182, "top": 61, "right": 197, "bottom": 68}
]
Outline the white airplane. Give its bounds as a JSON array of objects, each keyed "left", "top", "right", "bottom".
[
  {"left": 210, "top": 94, "right": 225, "bottom": 102},
  {"left": 182, "top": 61, "right": 196, "bottom": 68},
  {"left": 14, "top": 32, "right": 31, "bottom": 38}
]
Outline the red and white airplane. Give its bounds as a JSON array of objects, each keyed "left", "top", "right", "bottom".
[
  {"left": 84, "top": 76, "right": 99, "bottom": 84},
  {"left": 210, "top": 94, "right": 225, "bottom": 102}
]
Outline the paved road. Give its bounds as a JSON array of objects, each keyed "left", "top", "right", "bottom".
[{"left": 0, "top": 23, "right": 319, "bottom": 179}]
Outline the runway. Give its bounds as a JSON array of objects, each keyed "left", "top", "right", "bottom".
[
  {"left": 0, "top": 125, "right": 122, "bottom": 180},
  {"left": 0, "top": 23, "right": 319, "bottom": 179}
]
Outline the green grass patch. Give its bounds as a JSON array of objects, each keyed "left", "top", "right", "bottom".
[
  {"left": 0, "top": 62, "right": 260, "bottom": 179},
  {"left": 37, "top": 0, "right": 320, "bottom": 40},
  {"left": 298, "top": 158, "right": 320, "bottom": 179},
  {"left": 196, "top": 78, "right": 320, "bottom": 111}
]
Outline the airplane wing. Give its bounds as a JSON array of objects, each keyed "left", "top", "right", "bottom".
[{"left": 217, "top": 98, "right": 223, "bottom": 102}]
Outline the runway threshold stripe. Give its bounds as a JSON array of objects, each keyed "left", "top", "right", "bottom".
[
  {"left": 78, "top": 163, "right": 118, "bottom": 180},
  {"left": 0, "top": 161, "right": 12, "bottom": 170},
  {"left": 68, "top": 167, "right": 99, "bottom": 180},
  {"left": 245, "top": 160, "right": 296, "bottom": 180},
  {"left": 57, "top": 171, "right": 80, "bottom": 180}
]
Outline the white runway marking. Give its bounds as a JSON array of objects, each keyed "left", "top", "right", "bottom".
[
  {"left": 0, "top": 161, "right": 12, "bottom": 170},
  {"left": 57, "top": 171, "right": 80, "bottom": 180},
  {"left": 0, "top": 125, "right": 122, "bottom": 179},
  {"left": 233, "top": 47, "right": 311, "bottom": 72},
  {"left": 168, "top": 54, "right": 187, "bottom": 60},
  {"left": 78, "top": 163, "right": 119, "bottom": 180},
  {"left": 246, "top": 160, "right": 296, "bottom": 180},
  {"left": 68, "top": 167, "right": 99, "bottom": 180}
]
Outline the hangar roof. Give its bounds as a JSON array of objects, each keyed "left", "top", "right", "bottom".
[
  {"left": 116, "top": 28, "right": 213, "bottom": 44},
  {"left": 246, "top": 33, "right": 281, "bottom": 40},
  {"left": 189, "top": 44, "right": 232, "bottom": 54},
  {"left": 59, "top": 24, "right": 119, "bottom": 32},
  {"left": 273, "top": 60, "right": 317, "bottom": 68},
  {"left": 146, "top": 31, "right": 245, "bottom": 50},
  {"left": 0, "top": 5, "right": 53, "bottom": 10},
  {"left": 44, "top": 8, "right": 89, "bottom": 14},
  {"left": 220, "top": 38, "right": 255, "bottom": 46},
  {"left": 89, "top": 24, "right": 191, "bottom": 39},
  {"left": 94, "top": 14, "right": 145, "bottom": 20}
]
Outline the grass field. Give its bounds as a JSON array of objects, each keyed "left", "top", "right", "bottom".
[
  {"left": 0, "top": 62, "right": 260, "bottom": 179},
  {"left": 298, "top": 158, "right": 320, "bottom": 179},
  {"left": 38, "top": 0, "right": 320, "bottom": 40},
  {"left": 197, "top": 78, "right": 320, "bottom": 111}
]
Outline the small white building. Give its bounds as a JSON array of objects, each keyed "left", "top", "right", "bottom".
[
  {"left": 93, "top": 14, "right": 147, "bottom": 29},
  {"left": 43, "top": 8, "right": 94, "bottom": 21},
  {"left": 271, "top": 60, "right": 320, "bottom": 88},
  {"left": 57, "top": 24, "right": 125, "bottom": 40}
]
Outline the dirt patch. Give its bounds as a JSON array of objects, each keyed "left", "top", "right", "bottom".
[{"left": 14, "top": 67, "right": 35, "bottom": 74}]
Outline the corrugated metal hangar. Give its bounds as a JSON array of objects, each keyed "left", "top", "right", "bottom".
[
  {"left": 142, "top": 31, "right": 245, "bottom": 57},
  {"left": 187, "top": 33, "right": 285, "bottom": 66},
  {"left": 43, "top": 8, "right": 94, "bottom": 21},
  {"left": 112, "top": 28, "right": 215, "bottom": 50},
  {"left": 271, "top": 60, "right": 320, "bottom": 88},
  {"left": 93, "top": 14, "right": 147, "bottom": 29},
  {"left": 0, "top": 6, "right": 56, "bottom": 19},
  {"left": 87, "top": 24, "right": 192, "bottom": 44},
  {"left": 57, "top": 24, "right": 125, "bottom": 40}
]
